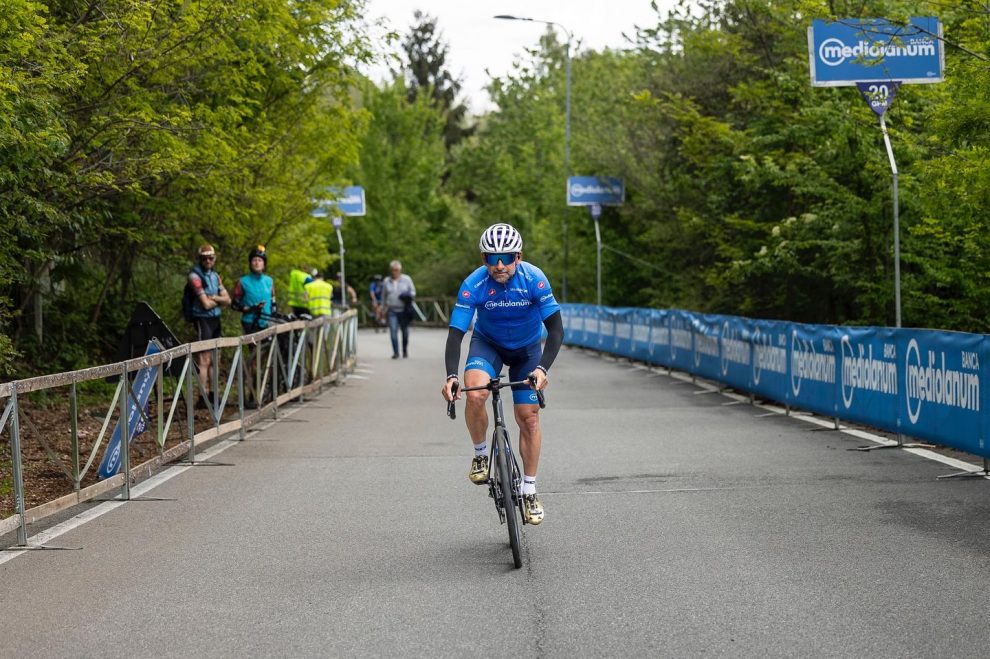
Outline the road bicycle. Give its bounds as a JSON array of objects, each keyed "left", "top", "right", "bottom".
[{"left": 448, "top": 375, "right": 545, "bottom": 569}]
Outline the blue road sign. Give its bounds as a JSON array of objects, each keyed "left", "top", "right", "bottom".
[
  {"left": 311, "top": 185, "right": 366, "bottom": 217},
  {"left": 808, "top": 17, "right": 943, "bottom": 87},
  {"left": 856, "top": 81, "right": 901, "bottom": 117},
  {"left": 567, "top": 176, "right": 624, "bottom": 207}
]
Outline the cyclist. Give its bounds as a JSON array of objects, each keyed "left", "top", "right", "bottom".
[
  {"left": 440, "top": 223, "right": 564, "bottom": 525},
  {"left": 231, "top": 245, "right": 277, "bottom": 408},
  {"left": 232, "top": 245, "right": 276, "bottom": 334}
]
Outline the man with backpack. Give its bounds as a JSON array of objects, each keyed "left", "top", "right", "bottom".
[{"left": 185, "top": 244, "right": 230, "bottom": 408}]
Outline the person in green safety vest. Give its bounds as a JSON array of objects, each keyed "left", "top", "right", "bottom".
[
  {"left": 287, "top": 267, "right": 314, "bottom": 316},
  {"left": 305, "top": 272, "right": 334, "bottom": 317}
]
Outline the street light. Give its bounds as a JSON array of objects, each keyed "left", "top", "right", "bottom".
[{"left": 494, "top": 14, "right": 572, "bottom": 302}]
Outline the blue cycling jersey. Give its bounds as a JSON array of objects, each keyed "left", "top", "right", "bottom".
[{"left": 449, "top": 261, "right": 560, "bottom": 350}]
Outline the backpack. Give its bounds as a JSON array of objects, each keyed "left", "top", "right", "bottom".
[{"left": 181, "top": 267, "right": 204, "bottom": 322}]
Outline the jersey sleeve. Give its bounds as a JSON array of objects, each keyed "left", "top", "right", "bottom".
[
  {"left": 188, "top": 271, "right": 206, "bottom": 295},
  {"left": 528, "top": 266, "right": 560, "bottom": 320},
  {"left": 449, "top": 279, "right": 477, "bottom": 332}
]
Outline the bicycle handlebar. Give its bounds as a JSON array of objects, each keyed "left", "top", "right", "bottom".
[{"left": 446, "top": 376, "right": 545, "bottom": 420}]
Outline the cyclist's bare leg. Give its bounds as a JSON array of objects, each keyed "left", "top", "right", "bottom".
[
  {"left": 464, "top": 369, "right": 491, "bottom": 445},
  {"left": 513, "top": 403, "right": 541, "bottom": 476}
]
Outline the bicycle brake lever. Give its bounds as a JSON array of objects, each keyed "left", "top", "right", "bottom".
[
  {"left": 447, "top": 381, "right": 459, "bottom": 420},
  {"left": 528, "top": 375, "right": 546, "bottom": 409}
]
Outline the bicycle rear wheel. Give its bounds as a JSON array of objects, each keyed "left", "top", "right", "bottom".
[{"left": 496, "top": 426, "right": 522, "bottom": 569}]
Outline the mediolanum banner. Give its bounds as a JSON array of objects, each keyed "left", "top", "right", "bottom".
[{"left": 808, "top": 16, "right": 944, "bottom": 87}]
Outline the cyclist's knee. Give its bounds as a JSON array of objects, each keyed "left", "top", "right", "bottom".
[
  {"left": 465, "top": 389, "right": 489, "bottom": 406},
  {"left": 514, "top": 407, "right": 540, "bottom": 434}
]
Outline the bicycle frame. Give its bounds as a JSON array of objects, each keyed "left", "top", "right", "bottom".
[{"left": 447, "top": 375, "right": 545, "bottom": 568}]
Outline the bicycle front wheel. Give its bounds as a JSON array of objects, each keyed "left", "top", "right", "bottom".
[{"left": 496, "top": 426, "right": 522, "bottom": 569}]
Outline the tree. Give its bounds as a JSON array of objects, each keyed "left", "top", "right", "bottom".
[
  {"left": 0, "top": 0, "right": 373, "bottom": 373},
  {"left": 395, "top": 11, "right": 473, "bottom": 150}
]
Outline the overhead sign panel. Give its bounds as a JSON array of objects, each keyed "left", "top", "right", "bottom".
[
  {"left": 808, "top": 17, "right": 943, "bottom": 87},
  {"left": 567, "top": 176, "right": 624, "bottom": 206},
  {"left": 311, "top": 185, "right": 366, "bottom": 217}
]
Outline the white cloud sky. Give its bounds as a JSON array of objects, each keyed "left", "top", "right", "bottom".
[{"left": 359, "top": 0, "right": 680, "bottom": 113}]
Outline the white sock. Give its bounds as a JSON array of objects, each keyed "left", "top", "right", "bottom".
[
  {"left": 473, "top": 441, "right": 487, "bottom": 456},
  {"left": 522, "top": 476, "right": 537, "bottom": 496}
]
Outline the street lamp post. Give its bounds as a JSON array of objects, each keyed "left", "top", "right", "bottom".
[{"left": 494, "top": 14, "right": 572, "bottom": 301}]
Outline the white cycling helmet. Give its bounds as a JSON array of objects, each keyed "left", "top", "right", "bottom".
[{"left": 479, "top": 223, "right": 523, "bottom": 253}]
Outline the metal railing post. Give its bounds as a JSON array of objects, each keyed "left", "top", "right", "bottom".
[
  {"left": 318, "top": 323, "right": 326, "bottom": 394},
  {"left": 156, "top": 363, "right": 164, "bottom": 454},
  {"left": 271, "top": 337, "right": 280, "bottom": 420},
  {"left": 212, "top": 345, "right": 220, "bottom": 424},
  {"left": 255, "top": 338, "right": 262, "bottom": 408},
  {"left": 299, "top": 326, "right": 307, "bottom": 403},
  {"left": 287, "top": 330, "right": 296, "bottom": 391},
  {"left": 186, "top": 347, "right": 195, "bottom": 462},
  {"left": 9, "top": 386, "right": 28, "bottom": 546},
  {"left": 70, "top": 378, "right": 80, "bottom": 491},
  {"left": 119, "top": 362, "right": 131, "bottom": 501},
  {"left": 238, "top": 343, "right": 245, "bottom": 441}
]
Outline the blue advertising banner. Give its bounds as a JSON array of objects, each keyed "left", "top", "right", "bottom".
[
  {"left": 808, "top": 17, "right": 944, "bottom": 87},
  {"left": 668, "top": 311, "right": 695, "bottom": 373},
  {"left": 566, "top": 176, "right": 625, "bottom": 206},
  {"left": 789, "top": 324, "right": 839, "bottom": 418},
  {"left": 611, "top": 308, "right": 635, "bottom": 356},
  {"left": 98, "top": 341, "right": 161, "bottom": 479},
  {"left": 691, "top": 314, "right": 723, "bottom": 383},
  {"left": 629, "top": 308, "right": 655, "bottom": 363},
  {"left": 647, "top": 310, "right": 670, "bottom": 367},
  {"left": 750, "top": 320, "right": 791, "bottom": 405},
  {"left": 719, "top": 316, "right": 753, "bottom": 393},
  {"left": 837, "top": 327, "right": 900, "bottom": 433},
  {"left": 898, "top": 329, "right": 984, "bottom": 454}
]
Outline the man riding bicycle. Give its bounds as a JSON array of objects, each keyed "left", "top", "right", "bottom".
[{"left": 441, "top": 223, "right": 564, "bottom": 525}]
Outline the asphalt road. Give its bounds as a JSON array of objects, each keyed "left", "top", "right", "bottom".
[{"left": 2, "top": 327, "right": 990, "bottom": 657}]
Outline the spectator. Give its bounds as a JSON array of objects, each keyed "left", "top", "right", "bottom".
[
  {"left": 369, "top": 274, "right": 385, "bottom": 331},
  {"left": 305, "top": 271, "right": 333, "bottom": 317},
  {"left": 287, "top": 266, "right": 314, "bottom": 317},
  {"left": 331, "top": 271, "right": 358, "bottom": 312},
  {"left": 188, "top": 243, "right": 230, "bottom": 407},
  {"left": 382, "top": 259, "right": 416, "bottom": 359}
]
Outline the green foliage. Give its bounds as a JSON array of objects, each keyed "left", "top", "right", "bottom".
[
  {"left": 4, "top": 0, "right": 990, "bottom": 380},
  {"left": 450, "top": 0, "right": 990, "bottom": 331},
  {"left": 343, "top": 79, "right": 472, "bottom": 296},
  {"left": 1, "top": 0, "right": 372, "bottom": 372},
  {"left": 396, "top": 10, "right": 473, "bottom": 149}
]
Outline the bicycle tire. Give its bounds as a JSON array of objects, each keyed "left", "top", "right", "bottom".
[{"left": 496, "top": 426, "right": 522, "bottom": 569}]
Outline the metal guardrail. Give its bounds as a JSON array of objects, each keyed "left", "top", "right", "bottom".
[
  {"left": 355, "top": 297, "right": 452, "bottom": 328},
  {"left": 0, "top": 311, "right": 359, "bottom": 546}
]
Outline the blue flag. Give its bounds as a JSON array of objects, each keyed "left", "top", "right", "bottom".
[{"left": 98, "top": 341, "right": 161, "bottom": 479}]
